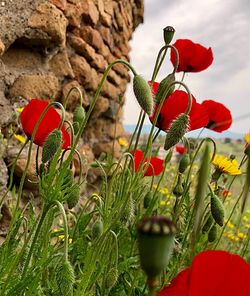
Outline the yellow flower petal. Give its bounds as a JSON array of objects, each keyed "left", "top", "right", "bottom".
[
  {"left": 16, "top": 107, "right": 24, "bottom": 113},
  {"left": 14, "top": 134, "right": 26, "bottom": 144}
]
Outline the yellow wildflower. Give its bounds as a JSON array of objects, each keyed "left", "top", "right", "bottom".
[
  {"left": 245, "top": 132, "right": 250, "bottom": 144},
  {"left": 16, "top": 107, "right": 24, "bottom": 113},
  {"left": 160, "top": 200, "right": 170, "bottom": 206},
  {"left": 14, "top": 134, "right": 26, "bottom": 144},
  {"left": 243, "top": 216, "right": 249, "bottom": 222},
  {"left": 118, "top": 137, "right": 128, "bottom": 147},
  {"left": 246, "top": 209, "right": 250, "bottom": 214},
  {"left": 226, "top": 221, "right": 235, "bottom": 229},
  {"left": 212, "top": 154, "right": 241, "bottom": 175},
  {"left": 237, "top": 232, "right": 247, "bottom": 239},
  {"left": 244, "top": 224, "right": 250, "bottom": 229}
]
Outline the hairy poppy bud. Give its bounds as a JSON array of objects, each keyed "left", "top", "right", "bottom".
[
  {"left": 208, "top": 224, "right": 217, "bottom": 242},
  {"left": 63, "top": 169, "right": 74, "bottom": 188},
  {"left": 56, "top": 259, "right": 75, "bottom": 296},
  {"left": 144, "top": 191, "right": 153, "bottom": 209},
  {"left": 210, "top": 194, "right": 225, "bottom": 227},
  {"left": 137, "top": 216, "right": 176, "bottom": 279},
  {"left": 178, "top": 153, "right": 190, "bottom": 173},
  {"left": 73, "top": 105, "right": 85, "bottom": 134},
  {"left": 163, "top": 26, "right": 175, "bottom": 45},
  {"left": 173, "top": 174, "right": 183, "bottom": 197},
  {"left": 104, "top": 267, "right": 118, "bottom": 290},
  {"left": 202, "top": 213, "right": 213, "bottom": 234},
  {"left": 154, "top": 74, "right": 175, "bottom": 104},
  {"left": 133, "top": 75, "right": 154, "bottom": 115},
  {"left": 164, "top": 114, "right": 189, "bottom": 150},
  {"left": 67, "top": 184, "right": 81, "bottom": 209},
  {"left": 92, "top": 219, "right": 103, "bottom": 239},
  {"left": 42, "top": 129, "right": 62, "bottom": 163}
]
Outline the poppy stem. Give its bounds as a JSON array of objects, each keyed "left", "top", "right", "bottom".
[{"left": 63, "top": 86, "right": 84, "bottom": 110}]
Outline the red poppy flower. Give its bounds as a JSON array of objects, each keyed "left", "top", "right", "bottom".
[
  {"left": 170, "top": 39, "right": 213, "bottom": 73},
  {"left": 133, "top": 149, "right": 164, "bottom": 176},
  {"left": 20, "top": 99, "right": 70, "bottom": 148},
  {"left": 149, "top": 89, "right": 209, "bottom": 132},
  {"left": 175, "top": 145, "right": 187, "bottom": 154},
  {"left": 157, "top": 250, "right": 250, "bottom": 296},
  {"left": 201, "top": 100, "right": 232, "bottom": 132}
]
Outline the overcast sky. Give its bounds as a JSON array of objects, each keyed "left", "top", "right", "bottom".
[{"left": 124, "top": 0, "right": 250, "bottom": 134}]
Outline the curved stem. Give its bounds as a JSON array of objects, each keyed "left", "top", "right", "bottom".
[
  {"left": 55, "top": 200, "right": 69, "bottom": 261},
  {"left": 63, "top": 86, "right": 83, "bottom": 110},
  {"left": 64, "top": 120, "right": 74, "bottom": 146}
]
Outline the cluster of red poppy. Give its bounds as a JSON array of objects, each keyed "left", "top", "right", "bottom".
[
  {"left": 157, "top": 250, "right": 250, "bottom": 295},
  {"left": 150, "top": 39, "right": 232, "bottom": 134}
]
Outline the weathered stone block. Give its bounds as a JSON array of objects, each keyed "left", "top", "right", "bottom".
[
  {"left": 49, "top": 49, "right": 75, "bottom": 78},
  {"left": 79, "top": 26, "right": 104, "bottom": 51}
]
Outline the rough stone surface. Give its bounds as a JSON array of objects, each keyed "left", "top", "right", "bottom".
[
  {"left": 49, "top": 49, "right": 74, "bottom": 78},
  {"left": 9, "top": 74, "right": 61, "bottom": 101}
]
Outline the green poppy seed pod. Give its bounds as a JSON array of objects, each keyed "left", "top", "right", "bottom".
[
  {"left": 67, "top": 184, "right": 81, "bottom": 209},
  {"left": 92, "top": 219, "right": 103, "bottom": 239},
  {"left": 42, "top": 129, "right": 62, "bottom": 163},
  {"left": 143, "top": 192, "right": 153, "bottom": 209},
  {"left": 163, "top": 26, "right": 175, "bottom": 45},
  {"left": 104, "top": 267, "right": 118, "bottom": 290},
  {"left": 154, "top": 74, "right": 175, "bottom": 104},
  {"left": 210, "top": 194, "right": 225, "bottom": 227},
  {"left": 56, "top": 259, "right": 75, "bottom": 296},
  {"left": 137, "top": 216, "right": 176, "bottom": 279},
  {"left": 208, "top": 224, "right": 217, "bottom": 242},
  {"left": 178, "top": 153, "right": 190, "bottom": 174},
  {"left": 202, "top": 213, "right": 213, "bottom": 234},
  {"left": 173, "top": 174, "right": 183, "bottom": 197},
  {"left": 133, "top": 75, "right": 154, "bottom": 115},
  {"left": 164, "top": 114, "right": 189, "bottom": 151},
  {"left": 73, "top": 105, "right": 86, "bottom": 134}
]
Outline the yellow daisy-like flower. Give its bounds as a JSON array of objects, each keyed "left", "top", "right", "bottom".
[
  {"left": 237, "top": 232, "right": 247, "bottom": 239},
  {"left": 16, "top": 107, "right": 24, "bottom": 113},
  {"left": 244, "top": 224, "right": 250, "bottom": 229},
  {"left": 245, "top": 132, "right": 250, "bottom": 144},
  {"left": 212, "top": 154, "right": 241, "bottom": 175},
  {"left": 14, "top": 134, "right": 26, "bottom": 144},
  {"left": 118, "top": 137, "right": 128, "bottom": 147},
  {"left": 160, "top": 200, "right": 170, "bottom": 206},
  {"left": 243, "top": 216, "right": 249, "bottom": 222}
]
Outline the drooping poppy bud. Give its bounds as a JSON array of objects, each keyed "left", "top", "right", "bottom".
[
  {"left": 56, "top": 259, "right": 75, "bottom": 296},
  {"left": 154, "top": 74, "right": 175, "bottom": 104},
  {"left": 92, "top": 219, "right": 103, "bottom": 239},
  {"left": 202, "top": 213, "right": 213, "bottom": 234},
  {"left": 178, "top": 154, "right": 190, "bottom": 173},
  {"left": 208, "top": 224, "right": 217, "bottom": 242},
  {"left": 73, "top": 105, "right": 86, "bottom": 134},
  {"left": 104, "top": 267, "right": 118, "bottom": 291},
  {"left": 210, "top": 194, "right": 225, "bottom": 227},
  {"left": 164, "top": 114, "right": 189, "bottom": 150},
  {"left": 163, "top": 26, "right": 175, "bottom": 45},
  {"left": 137, "top": 216, "right": 176, "bottom": 279},
  {"left": 67, "top": 184, "right": 81, "bottom": 209},
  {"left": 42, "top": 129, "right": 62, "bottom": 163},
  {"left": 133, "top": 75, "right": 154, "bottom": 115}
]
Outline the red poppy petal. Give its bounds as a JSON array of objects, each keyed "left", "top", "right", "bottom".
[
  {"left": 158, "top": 251, "right": 250, "bottom": 296},
  {"left": 132, "top": 149, "right": 144, "bottom": 172},
  {"left": 145, "top": 156, "right": 164, "bottom": 176},
  {"left": 188, "top": 101, "right": 209, "bottom": 130},
  {"left": 157, "top": 268, "right": 190, "bottom": 296},
  {"left": 170, "top": 39, "right": 213, "bottom": 73},
  {"left": 175, "top": 145, "right": 186, "bottom": 154},
  {"left": 201, "top": 100, "right": 232, "bottom": 132}
]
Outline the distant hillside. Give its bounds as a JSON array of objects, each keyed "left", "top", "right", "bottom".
[{"left": 124, "top": 124, "right": 244, "bottom": 140}]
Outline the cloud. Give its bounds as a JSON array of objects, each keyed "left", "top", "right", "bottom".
[{"left": 124, "top": 0, "right": 250, "bottom": 133}]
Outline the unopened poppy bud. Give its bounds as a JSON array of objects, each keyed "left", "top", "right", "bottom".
[
  {"left": 42, "top": 129, "right": 62, "bottom": 163},
  {"left": 202, "top": 213, "right": 213, "bottom": 234},
  {"left": 155, "top": 74, "right": 175, "bottom": 104},
  {"left": 137, "top": 216, "right": 176, "bottom": 279},
  {"left": 143, "top": 192, "right": 153, "bottom": 209},
  {"left": 164, "top": 114, "right": 189, "bottom": 150},
  {"left": 73, "top": 105, "right": 85, "bottom": 134},
  {"left": 104, "top": 267, "right": 118, "bottom": 290},
  {"left": 121, "top": 195, "right": 134, "bottom": 224},
  {"left": 63, "top": 169, "right": 74, "bottom": 188},
  {"left": 56, "top": 259, "right": 75, "bottom": 296},
  {"left": 92, "top": 219, "right": 103, "bottom": 239},
  {"left": 178, "top": 153, "right": 190, "bottom": 173},
  {"left": 210, "top": 194, "right": 225, "bottom": 227},
  {"left": 163, "top": 26, "right": 175, "bottom": 45},
  {"left": 208, "top": 224, "right": 217, "bottom": 242},
  {"left": 173, "top": 174, "right": 183, "bottom": 197},
  {"left": 67, "top": 184, "right": 81, "bottom": 209},
  {"left": 165, "top": 150, "right": 173, "bottom": 163},
  {"left": 133, "top": 75, "right": 154, "bottom": 115}
]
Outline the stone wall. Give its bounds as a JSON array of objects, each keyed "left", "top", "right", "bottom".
[{"left": 0, "top": 0, "right": 143, "bottom": 197}]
